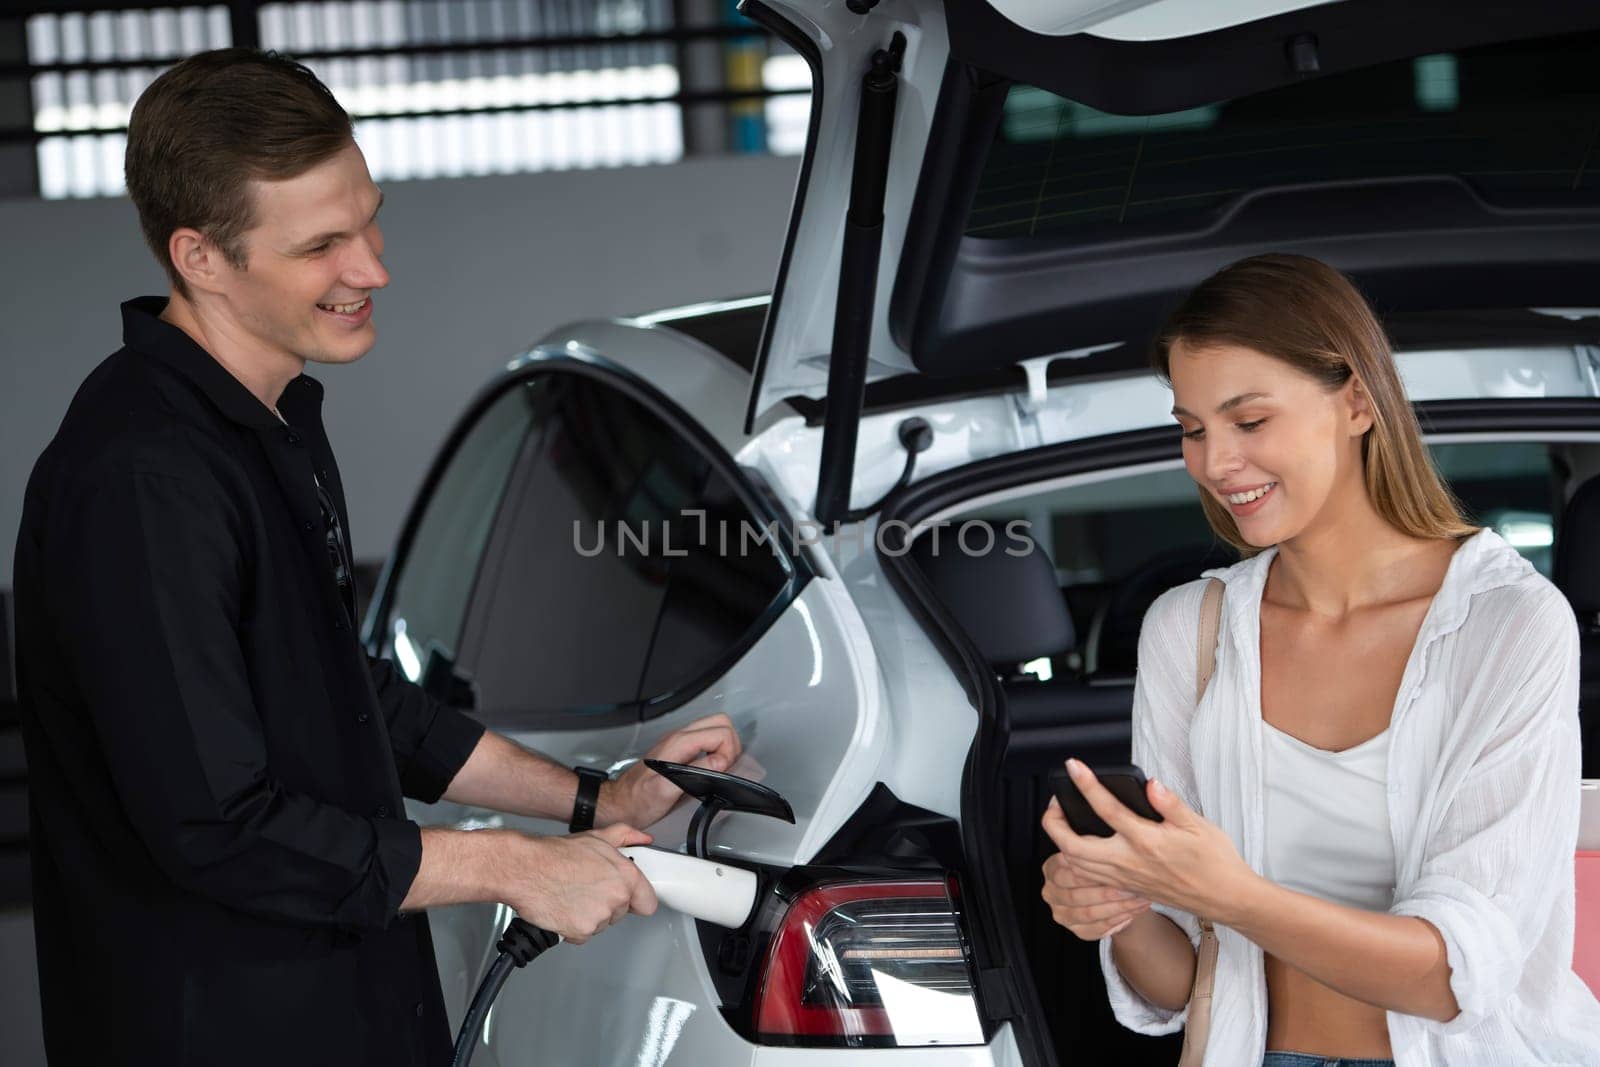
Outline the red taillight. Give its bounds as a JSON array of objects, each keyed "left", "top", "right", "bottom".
[{"left": 753, "top": 878, "right": 983, "bottom": 1047}]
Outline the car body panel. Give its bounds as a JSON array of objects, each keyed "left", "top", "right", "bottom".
[
  {"left": 751, "top": 1023, "right": 1025, "bottom": 1064},
  {"left": 532, "top": 318, "right": 769, "bottom": 456},
  {"left": 416, "top": 568, "right": 974, "bottom": 1064},
  {"left": 744, "top": 0, "right": 951, "bottom": 419},
  {"left": 741, "top": 341, "right": 1600, "bottom": 524},
  {"left": 983, "top": 0, "right": 1333, "bottom": 39},
  {"left": 467, "top": 906, "right": 753, "bottom": 1067},
  {"left": 1078, "top": 0, "right": 1336, "bottom": 41},
  {"left": 630, "top": 575, "right": 893, "bottom": 867}
]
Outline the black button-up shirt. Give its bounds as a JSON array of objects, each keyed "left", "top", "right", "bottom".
[{"left": 13, "top": 297, "right": 486, "bottom": 1066}]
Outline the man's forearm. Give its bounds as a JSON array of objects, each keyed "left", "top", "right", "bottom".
[
  {"left": 399, "top": 827, "right": 519, "bottom": 912},
  {"left": 1109, "top": 909, "right": 1197, "bottom": 1012},
  {"left": 1219, "top": 875, "right": 1459, "bottom": 1022},
  {"left": 439, "top": 730, "right": 586, "bottom": 822}
]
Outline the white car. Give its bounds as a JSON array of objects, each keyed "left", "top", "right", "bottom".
[{"left": 368, "top": 1, "right": 1600, "bottom": 1063}]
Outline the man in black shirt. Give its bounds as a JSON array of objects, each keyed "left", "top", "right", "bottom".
[{"left": 13, "top": 49, "right": 740, "bottom": 1066}]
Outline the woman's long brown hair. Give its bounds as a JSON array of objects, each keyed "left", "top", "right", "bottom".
[{"left": 1151, "top": 254, "right": 1479, "bottom": 557}]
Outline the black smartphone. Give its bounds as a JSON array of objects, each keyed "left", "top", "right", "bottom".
[{"left": 1048, "top": 763, "right": 1164, "bottom": 838}]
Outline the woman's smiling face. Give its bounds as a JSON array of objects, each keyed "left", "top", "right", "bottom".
[{"left": 1167, "top": 338, "right": 1370, "bottom": 548}]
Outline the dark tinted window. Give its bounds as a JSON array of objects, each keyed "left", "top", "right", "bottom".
[
  {"left": 459, "top": 373, "right": 791, "bottom": 722},
  {"left": 383, "top": 382, "right": 537, "bottom": 680},
  {"left": 1434, "top": 441, "right": 1560, "bottom": 577},
  {"left": 635, "top": 468, "right": 794, "bottom": 700},
  {"left": 969, "top": 32, "right": 1600, "bottom": 240}
]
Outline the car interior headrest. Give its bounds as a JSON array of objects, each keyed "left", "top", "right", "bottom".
[
  {"left": 1557, "top": 474, "right": 1600, "bottom": 617},
  {"left": 911, "top": 521, "right": 1076, "bottom": 667},
  {"left": 1088, "top": 541, "right": 1238, "bottom": 675}
]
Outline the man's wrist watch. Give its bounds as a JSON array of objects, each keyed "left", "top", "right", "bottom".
[{"left": 568, "top": 766, "right": 608, "bottom": 833}]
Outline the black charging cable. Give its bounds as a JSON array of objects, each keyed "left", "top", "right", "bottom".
[
  {"left": 450, "top": 917, "right": 560, "bottom": 1067},
  {"left": 842, "top": 416, "right": 934, "bottom": 523}
]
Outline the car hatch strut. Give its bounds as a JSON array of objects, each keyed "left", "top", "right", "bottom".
[{"left": 814, "top": 31, "right": 907, "bottom": 526}]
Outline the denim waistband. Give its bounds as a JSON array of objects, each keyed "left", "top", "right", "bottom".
[{"left": 1261, "top": 1052, "right": 1397, "bottom": 1067}]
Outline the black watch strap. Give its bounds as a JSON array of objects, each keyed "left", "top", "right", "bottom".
[{"left": 568, "top": 766, "right": 607, "bottom": 833}]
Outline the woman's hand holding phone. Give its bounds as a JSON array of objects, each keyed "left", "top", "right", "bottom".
[
  {"left": 1040, "top": 798, "right": 1152, "bottom": 940},
  {"left": 1039, "top": 758, "right": 1256, "bottom": 929}
]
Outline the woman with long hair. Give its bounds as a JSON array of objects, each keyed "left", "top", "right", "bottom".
[{"left": 1039, "top": 254, "right": 1600, "bottom": 1065}]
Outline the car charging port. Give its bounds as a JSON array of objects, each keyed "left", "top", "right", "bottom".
[{"left": 642, "top": 758, "right": 796, "bottom": 859}]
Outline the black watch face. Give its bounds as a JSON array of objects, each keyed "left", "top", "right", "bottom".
[{"left": 570, "top": 767, "right": 603, "bottom": 832}]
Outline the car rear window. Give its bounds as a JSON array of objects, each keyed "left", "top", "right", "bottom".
[{"left": 967, "top": 30, "right": 1600, "bottom": 240}]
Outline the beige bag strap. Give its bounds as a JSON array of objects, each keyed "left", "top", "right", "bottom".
[
  {"left": 1176, "top": 578, "right": 1224, "bottom": 1067},
  {"left": 1195, "top": 578, "right": 1223, "bottom": 704}
]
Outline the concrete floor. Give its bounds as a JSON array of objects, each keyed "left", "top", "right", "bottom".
[{"left": 0, "top": 909, "right": 44, "bottom": 1066}]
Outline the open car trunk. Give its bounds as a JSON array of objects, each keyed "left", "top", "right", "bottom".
[
  {"left": 744, "top": 1, "right": 1600, "bottom": 1062},
  {"left": 743, "top": 0, "right": 1600, "bottom": 507}
]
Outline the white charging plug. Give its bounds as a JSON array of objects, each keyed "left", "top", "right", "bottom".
[{"left": 619, "top": 846, "right": 759, "bottom": 929}]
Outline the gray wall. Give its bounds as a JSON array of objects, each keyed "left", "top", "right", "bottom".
[{"left": 0, "top": 151, "right": 801, "bottom": 588}]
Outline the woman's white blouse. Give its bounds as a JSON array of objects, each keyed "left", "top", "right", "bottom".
[
  {"left": 1097, "top": 528, "right": 1600, "bottom": 1065},
  {"left": 1263, "top": 721, "right": 1396, "bottom": 913}
]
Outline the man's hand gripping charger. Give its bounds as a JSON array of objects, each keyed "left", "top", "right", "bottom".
[
  {"left": 451, "top": 847, "right": 759, "bottom": 1067},
  {"left": 619, "top": 845, "right": 759, "bottom": 928}
]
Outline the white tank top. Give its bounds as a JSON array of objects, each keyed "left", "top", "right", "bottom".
[{"left": 1262, "top": 721, "right": 1397, "bottom": 912}]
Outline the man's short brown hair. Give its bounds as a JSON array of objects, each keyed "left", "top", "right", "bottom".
[{"left": 125, "top": 48, "right": 354, "bottom": 297}]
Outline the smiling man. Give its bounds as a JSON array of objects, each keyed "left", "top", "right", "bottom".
[{"left": 12, "top": 49, "right": 741, "bottom": 1067}]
